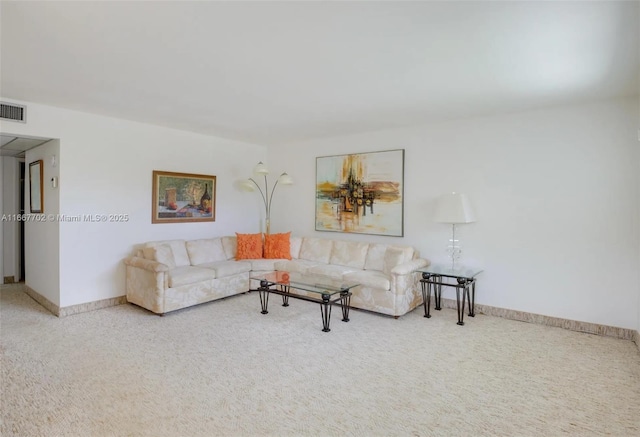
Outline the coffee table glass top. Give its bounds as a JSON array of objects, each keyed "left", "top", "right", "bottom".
[
  {"left": 418, "top": 264, "right": 483, "bottom": 280},
  {"left": 250, "top": 271, "right": 360, "bottom": 296}
]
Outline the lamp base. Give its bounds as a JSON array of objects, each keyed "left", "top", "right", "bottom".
[{"left": 446, "top": 223, "right": 462, "bottom": 271}]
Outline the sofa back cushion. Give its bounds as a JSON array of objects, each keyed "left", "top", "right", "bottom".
[
  {"left": 142, "top": 244, "right": 176, "bottom": 269},
  {"left": 145, "top": 240, "right": 190, "bottom": 267},
  {"left": 186, "top": 238, "right": 227, "bottom": 265},
  {"left": 365, "top": 244, "right": 415, "bottom": 271},
  {"left": 383, "top": 247, "right": 406, "bottom": 275},
  {"left": 330, "top": 240, "right": 369, "bottom": 269},
  {"left": 364, "top": 244, "right": 387, "bottom": 271},
  {"left": 396, "top": 246, "right": 416, "bottom": 262},
  {"left": 290, "top": 237, "right": 303, "bottom": 259},
  {"left": 221, "top": 236, "right": 237, "bottom": 260},
  {"left": 299, "top": 237, "right": 333, "bottom": 263}
]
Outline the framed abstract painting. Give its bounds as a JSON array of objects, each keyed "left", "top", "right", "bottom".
[
  {"left": 315, "top": 149, "right": 404, "bottom": 237},
  {"left": 152, "top": 170, "right": 216, "bottom": 224}
]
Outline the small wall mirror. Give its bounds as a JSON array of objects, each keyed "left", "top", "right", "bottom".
[{"left": 29, "top": 159, "right": 43, "bottom": 213}]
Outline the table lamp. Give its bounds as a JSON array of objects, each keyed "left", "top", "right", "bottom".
[{"left": 433, "top": 192, "right": 476, "bottom": 269}]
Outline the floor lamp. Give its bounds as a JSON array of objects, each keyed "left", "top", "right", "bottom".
[
  {"left": 240, "top": 162, "right": 293, "bottom": 234},
  {"left": 433, "top": 192, "right": 476, "bottom": 270}
]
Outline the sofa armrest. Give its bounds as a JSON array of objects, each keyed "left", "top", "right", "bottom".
[
  {"left": 391, "top": 258, "right": 430, "bottom": 276},
  {"left": 124, "top": 257, "right": 168, "bottom": 314},
  {"left": 123, "top": 256, "right": 170, "bottom": 272}
]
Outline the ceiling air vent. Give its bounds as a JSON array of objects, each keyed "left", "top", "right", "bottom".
[{"left": 0, "top": 102, "right": 26, "bottom": 123}]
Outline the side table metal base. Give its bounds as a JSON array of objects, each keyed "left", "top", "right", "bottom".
[{"left": 420, "top": 273, "right": 477, "bottom": 326}]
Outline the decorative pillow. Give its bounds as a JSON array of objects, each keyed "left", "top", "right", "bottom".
[
  {"left": 383, "top": 247, "right": 406, "bottom": 276},
  {"left": 235, "top": 233, "right": 263, "bottom": 260},
  {"left": 264, "top": 232, "right": 292, "bottom": 259},
  {"left": 142, "top": 244, "right": 176, "bottom": 269}
]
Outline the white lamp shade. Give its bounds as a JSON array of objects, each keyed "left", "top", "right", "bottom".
[
  {"left": 278, "top": 172, "right": 293, "bottom": 185},
  {"left": 239, "top": 179, "right": 256, "bottom": 192},
  {"left": 433, "top": 192, "right": 476, "bottom": 224},
  {"left": 253, "top": 161, "right": 269, "bottom": 175}
]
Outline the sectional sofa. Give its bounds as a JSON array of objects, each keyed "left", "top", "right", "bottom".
[{"left": 124, "top": 235, "right": 429, "bottom": 317}]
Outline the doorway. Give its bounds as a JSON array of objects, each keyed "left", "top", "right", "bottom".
[{"left": 1, "top": 134, "right": 52, "bottom": 284}]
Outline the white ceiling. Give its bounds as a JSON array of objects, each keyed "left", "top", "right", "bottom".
[
  {"left": 0, "top": 134, "right": 51, "bottom": 157},
  {"left": 1, "top": 1, "right": 638, "bottom": 145}
]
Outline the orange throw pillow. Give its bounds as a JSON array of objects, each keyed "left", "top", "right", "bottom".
[
  {"left": 263, "top": 232, "right": 292, "bottom": 260},
  {"left": 235, "top": 233, "right": 263, "bottom": 259}
]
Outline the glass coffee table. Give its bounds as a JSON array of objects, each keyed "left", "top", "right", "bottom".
[
  {"left": 418, "top": 265, "right": 483, "bottom": 326},
  {"left": 250, "top": 271, "right": 359, "bottom": 332}
]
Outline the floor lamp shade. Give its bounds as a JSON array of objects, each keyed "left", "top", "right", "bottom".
[{"left": 433, "top": 192, "right": 476, "bottom": 224}]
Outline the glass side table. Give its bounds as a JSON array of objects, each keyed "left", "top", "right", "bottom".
[{"left": 418, "top": 265, "right": 483, "bottom": 326}]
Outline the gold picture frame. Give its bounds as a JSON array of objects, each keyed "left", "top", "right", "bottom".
[
  {"left": 152, "top": 170, "right": 216, "bottom": 224},
  {"left": 29, "top": 159, "right": 44, "bottom": 213}
]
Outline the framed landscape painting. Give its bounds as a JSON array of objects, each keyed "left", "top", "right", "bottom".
[
  {"left": 152, "top": 171, "right": 216, "bottom": 224},
  {"left": 315, "top": 149, "right": 404, "bottom": 237}
]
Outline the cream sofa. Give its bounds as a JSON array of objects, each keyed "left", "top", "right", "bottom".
[{"left": 124, "top": 236, "right": 429, "bottom": 317}]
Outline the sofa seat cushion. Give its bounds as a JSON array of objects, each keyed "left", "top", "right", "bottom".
[
  {"left": 274, "top": 259, "right": 319, "bottom": 274},
  {"left": 247, "top": 258, "right": 281, "bottom": 271},
  {"left": 306, "top": 264, "right": 357, "bottom": 280},
  {"left": 167, "top": 266, "right": 218, "bottom": 288},
  {"left": 195, "top": 260, "right": 251, "bottom": 278},
  {"left": 343, "top": 270, "right": 391, "bottom": 291}
]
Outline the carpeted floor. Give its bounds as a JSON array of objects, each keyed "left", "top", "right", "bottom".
[{"left": 1, "top": 284, "right": 639, "bottom": 437}]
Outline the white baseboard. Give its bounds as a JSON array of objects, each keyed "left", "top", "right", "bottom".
[
  {"left": 24, "top": 284, "right": 126, "bottom": 318},
  {"left": 23, "top": 285, "right": 59, "bottom": 316},
  {"left": 16, "top": 284, "right": 640, "bottom": 350},
  {"left": 436, "top": 297, "right": 636, "bottom": 342}
]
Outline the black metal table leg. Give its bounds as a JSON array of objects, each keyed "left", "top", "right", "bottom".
[
  {"left": 281, "top": 284, "right": 290, "bottom": 307},
  {"left": 434, "top": 275, "right": 442, "bottom": 310},
  {"left": 421, "top": 272, "right": 432, "bottom": 318},
  {"left": 467, "top": 280, "right": 476, "bottom": 317},
  {"left": 419, "top": 270, "right": 480, "bottom": 326},
  {"left": 258, "top": 280, "right": 270, "bottom": 314},
  {"left": 340, "top": 291, "right": 351, "bottom": 322},
  {"left": 320, "top": 293, "right": 332, "bottom": 332},
  {"left": 456, "top": 278, "right": 467, "bottom": 326}
]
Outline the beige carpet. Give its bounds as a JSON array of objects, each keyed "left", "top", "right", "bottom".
[{"left": 1, "top": 284, "right": 639, "bottom": 437}]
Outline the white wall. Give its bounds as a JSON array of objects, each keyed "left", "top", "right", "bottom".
[
  {"left": 2, "top": 156, "right": 19, "bottom": 280},
  {"left": 2, "top": 96, "right": 637, "bottom": 330},
  {"left": 271, "top": 97, "right": 640, "bottom": 330},
  {"left": 637, "top": 124, "right": 640, "bottom": 335},
  {"left": 0, "top": 98, "right": 267, "bottom": 308},
  {"left": 24, "top": 140, "right": 60, "bottom": 305},
  {"left": 0, "top": 156, "right": 3, "bottom": 280}
]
